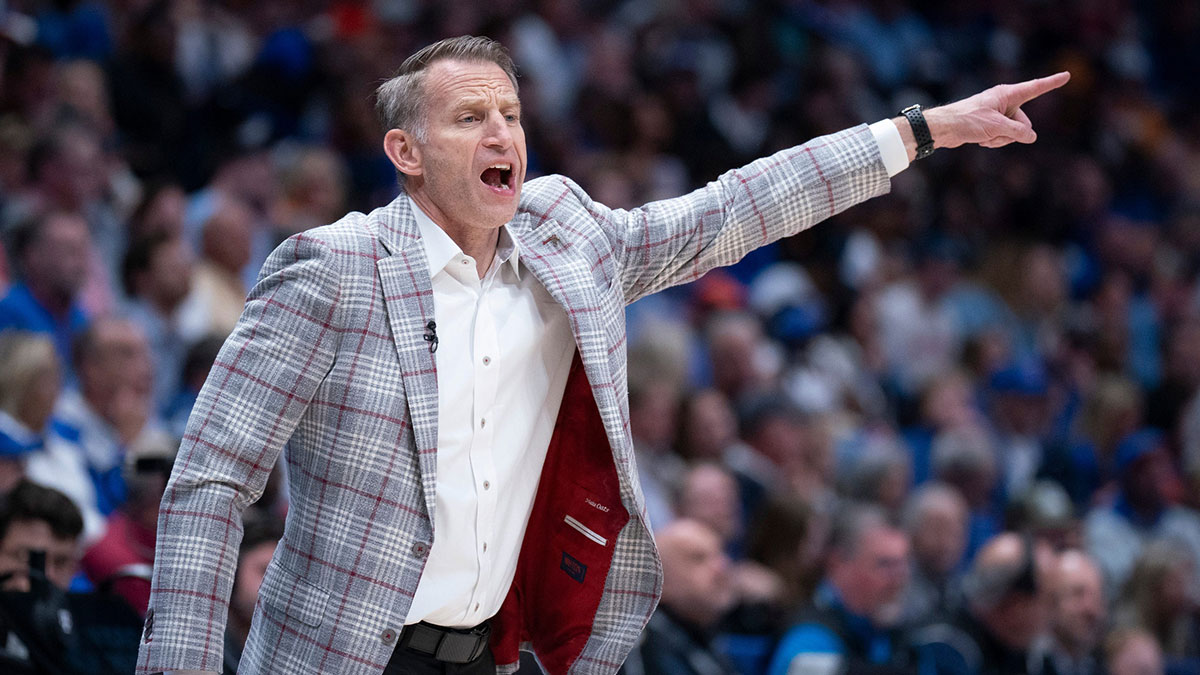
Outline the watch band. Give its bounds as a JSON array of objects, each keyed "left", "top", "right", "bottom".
[{"left": 900, "top": 104, "right": 935, "bottom": 160}]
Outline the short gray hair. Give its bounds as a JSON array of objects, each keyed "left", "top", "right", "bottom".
[
  {"left": 375, "top": 36, "right": 518, "bottom": 187},
  {"left": 828, "top": 502, "right": 894, "bottom": 559}
]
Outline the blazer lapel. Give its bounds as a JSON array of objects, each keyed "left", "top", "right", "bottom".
[
  {"left": 376, "top": 199, "right": 440, "bottom": 528},
  {"left": 514, "top": 215, "right": 621, "bottom": 443}
]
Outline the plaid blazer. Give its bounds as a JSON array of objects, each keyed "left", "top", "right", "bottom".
[{"left": 137, "top": 125, "right": 889, "bottom": 674}]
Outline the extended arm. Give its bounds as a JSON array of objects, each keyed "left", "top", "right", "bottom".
[{"left": 581, "top": 72, "right": 1069, "bottom": 304}]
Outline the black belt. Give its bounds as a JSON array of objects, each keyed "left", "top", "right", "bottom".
[{"left": 399, "top": 621, "right": 491, "bottom": 664}]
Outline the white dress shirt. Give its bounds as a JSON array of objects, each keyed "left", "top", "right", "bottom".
[
  {"left": 403, "top": 123, "right": 907, "bottom": 627},
  {"left": 404, "top": 197, "right": 576, "bottom": 627}
]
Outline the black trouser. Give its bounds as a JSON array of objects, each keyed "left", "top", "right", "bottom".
[{"left": 383, "top": 622, "right": 495, "bottom": 675}]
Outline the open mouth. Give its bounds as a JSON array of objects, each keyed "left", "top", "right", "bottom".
[{"left": 480, "top": 163, "right": 514, "bottom": 193}]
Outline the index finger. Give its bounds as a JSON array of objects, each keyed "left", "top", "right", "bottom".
[{"left": 1007, "top": 71, "right": 1071, "bottom": 108}]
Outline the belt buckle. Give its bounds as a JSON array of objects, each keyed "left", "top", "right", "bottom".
[{"left": 433, "top": 622, "right": 489, "bottom": 664}]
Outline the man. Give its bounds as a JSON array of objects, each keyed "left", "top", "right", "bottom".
[
  {"left": 140, "top": 35, "right": 1068, "bottom": 675},
  {"left": 1084, "top": 429, "right": 1200, "bottom": 597},
  {"left": 55, "top": 316, "right": 159, "bottom": 517},
  {"left": 767, "top": 504, "right": 914, "bottom": 674},
  {"left": 1035, "top": 550, "right": 1106, "bottom": 675},
  {"left": 0, "top": 480, "right": 84, "bottom": 593},
  {"left": 121, "top": 232, "right": 195, "bottom": 412},
  {"left": 911, "top": 532, "right": 1055, "bottom": 675},
  {"left": 0, "top": 480, "right": 85, "bottom": 672},
  {"left": 901, "top": 482, "right": 968, "bottom": 623},
  {"left": 620, "top": 519, "right": 738, "bottom": 675},
  {"left": 0, "top": 210, "right": 92, "bottom": 369},
  {"left": 80, "top": 430, "right": 175, "bottom": 617}
]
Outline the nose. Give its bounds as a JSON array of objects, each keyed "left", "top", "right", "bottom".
[{"left": 483, "top": 112, "right": 513, "bottom": 150}]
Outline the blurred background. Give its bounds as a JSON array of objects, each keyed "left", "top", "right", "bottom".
[{"left": 0, "top": 0, "right": 1197, "bottom": 673}]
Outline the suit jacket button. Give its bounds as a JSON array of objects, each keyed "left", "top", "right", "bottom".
[
  {"left": 381, "top": 627, "right": 398, "bottom": 644},
  {"left": 412, "top": 542, "right": 428, "bottom": 558}
]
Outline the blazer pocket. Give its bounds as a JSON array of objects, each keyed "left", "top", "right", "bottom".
[{"left": 258, "top": 559, "right": 330, "bottom": 628}]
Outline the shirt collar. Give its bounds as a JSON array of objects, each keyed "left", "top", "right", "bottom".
[{"left": 407, "top": 195, "right": 520, "bottom": 279}]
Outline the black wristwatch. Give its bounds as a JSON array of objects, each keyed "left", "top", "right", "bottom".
[{"left": 899, "top": 104, "right": 935, "bottom": 160}]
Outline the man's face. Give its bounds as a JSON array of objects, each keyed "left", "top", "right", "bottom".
[
  {"left": 1050, "top": 554, "right": 1105, "bottom": 653},
  {"left": 833, "top": 526, "right": 910, "bottom": 624},
  {"left": 835, "top": 526, "right": 907, "bottom": 619},
  {"left": 911, "top": 501, "right": 967, "bottom": 576},
  {"left": 0, "top": 519, "right": 78, "bottom": 591},
  {"left": 659, "top": 522, "right": 735, "bottom": 627},
  {"left": 26, "top": 213, "right": 90, "bottom": 299},
  {"left": 147, "top": 237, "right": 193, "bottom": 308},
  {"left": 401, "top": 59, "right": 526, "bottom": 236}
]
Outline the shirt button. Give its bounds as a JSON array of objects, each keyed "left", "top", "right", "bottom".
[
  {"left": 483, "top": 480, "right": 491, "bottom": 490},
  {"left": 381, "top": 627, "right": 398, "bottom": 644},
  {"left": 482, "top": 356, "right": 491, "bottom": 366},
  {"left": 474, "top": 603, "right": 480, "bottom": 612},
  {"left": 480, "top": 418, "right": 486, "bottom": 428},
  {"left": 411, "top": 542, "right": 429, "bottom": 558},
  {"left": 461, "top": 259, "right": 470, "bottom": 266},
  {"left": 483, "top": 542, "right": 488, "bottom": 552}
]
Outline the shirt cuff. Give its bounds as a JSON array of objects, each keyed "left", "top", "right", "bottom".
[{"left": 869, "top": 119, "right": 909, "bottom": 178}]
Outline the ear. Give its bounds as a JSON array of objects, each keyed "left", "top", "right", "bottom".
[{"left": 384, "top": 128, "right": 423, "bottom": 180}]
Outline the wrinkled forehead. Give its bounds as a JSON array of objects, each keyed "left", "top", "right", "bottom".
[{"left": 423, "top": 59, "right": 520, "bottom": 107}]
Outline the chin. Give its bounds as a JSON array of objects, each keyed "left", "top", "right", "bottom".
[{"left": 481, "top": 199, "right": 520, "bottom": 228}]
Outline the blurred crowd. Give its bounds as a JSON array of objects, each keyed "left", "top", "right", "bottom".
[{"left": 0, "top": 0, "right": 1198, "bottom": 673}]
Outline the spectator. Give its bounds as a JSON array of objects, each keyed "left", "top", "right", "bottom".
[
  {"left": 1111, "top": 542, "right": 1200, "bottom": 673},
  {"left": 1006, "top": 480, "right": 1080, "bottom": 553},
  {"left": 740, "top": 394, "right": 833, "bottom": 503},
  {"left": 874, "top": 241, "right": 966, "bottom": 399},
  {"left": 22, "top": 121, "right": 123, "bottom": 308},
  {"left": 620, "top": 519, "right": 738, "bottom": 675},
  {"left": 120, "top": 232, "right": 193, "bottom": 412},
  {"left": 54, "top": 316, "right": 158, "bottom": 516},
  {"left": 1084, "top": 430, "right": 1200, "bottom": 597},
  {"left": 630, "top": 376, "right": 685, "bottom": 531},
  {"left": 1036, "top": 549, "right": 1107, "bottom": 675},
  {"left": 987, "top": 359, "right": 1053, "bottom": 500},
  {"left": 768, "top": 504, "right": 914, "bottom": 675},
  {"left": 675, "top": 388, "right": 740, "bottom": 465},
  {"left": 0, "top": 480, "right": 85, "bottom": 672},
  {"left": 902, "top": 370, "right": 981, "bottom": 485},
  {"left": 80, "top": 430, "right": 174, "bottom": 616},
  {"left": 1044, "top": 374, "right": 1143, "bottom": 508},
  {"left": 901, "top": 482, "right": 968, "bottom": 623},
  {"left": 837, "top": 437, "right": 912, "bottom": 514},
  {"left": 178, "top": 195, "right": 253, "bottom": 343},
  {"left": 0, "top": 210, "right": 91, "bottom": 369},
  {"left": 707, "top": 311, "right": 775, "bottom": 404},
  {"left": 931, "top": 425, "right": 1003, "bottom": 562},
  {"left": 912, "top": 532, "right": 1054, "bottom": 675},
  {"left": 267, "top": 146, "right": 349, "bottom": 242},
  {"left": 0, "top": 479, "right": 83, "bottom": 592},
  {"left": 675, "top": 462, "right": 744, "bottom": 557},
  {"left": 0, "top": 331, "right": 101, "bottom": 539}
]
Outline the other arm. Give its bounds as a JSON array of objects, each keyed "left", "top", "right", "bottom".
[{"left": 137, "top": 233, "right": 344, "bottom": 673}]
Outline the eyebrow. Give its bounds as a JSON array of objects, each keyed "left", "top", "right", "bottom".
[{"left": 456, "top": 95, "right": 521, "bottom": 110}]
